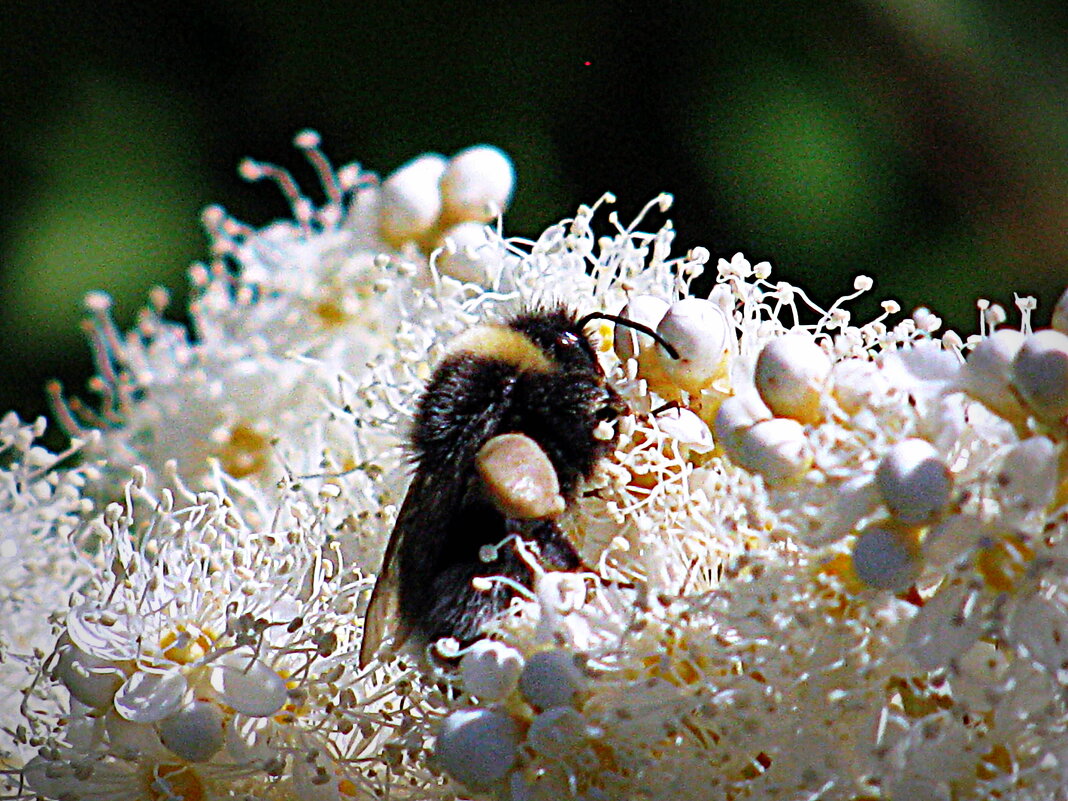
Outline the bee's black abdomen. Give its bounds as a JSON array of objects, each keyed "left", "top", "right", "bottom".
[{"left": 420, "top": 514, "right": 581, "bottom": 646}]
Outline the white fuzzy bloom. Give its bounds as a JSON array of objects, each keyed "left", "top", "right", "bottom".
[{"left": 8, "top": 137, "right": 1068, "bottom": 801}]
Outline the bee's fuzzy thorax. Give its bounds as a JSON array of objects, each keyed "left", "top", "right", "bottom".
[{"left": 445, "top": 325, "right": 554, "bottom": 373}]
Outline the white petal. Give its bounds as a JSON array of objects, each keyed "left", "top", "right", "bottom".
[
  {"left": 210, "top": 653, "right": 289, "bottom": 717},
  {"left": 905, "top": 578, "right": 983, "bottom": 670},
  {"left": 992, "top": 436, "right": 1058, "bottom": 533},
  {"left": 655, "top": 407, "right": 715, "bottom": 453},
  {"left": 1007, "top": 595, "right": 1068, "bottom": 676},
  {"left": 810, "top": 475, "right": 880, "bottom": 546},
  {"left": 114, "top": 669, "right": 187, "bottom": 723},
  {"left": 613, "top": 295, "right": 670, "bottom": 363},
  {"left": 67, "top": 604, "right": 141, "bottom": 661},
  {"left": 158, "top": 699, "right": 225, "bottom": 763},
  {"left": 54, "top": 642, "right": 126, "bottom": 709}
]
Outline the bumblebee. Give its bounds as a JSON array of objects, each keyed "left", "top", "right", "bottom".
[{"left": 359, "top": 306, "right": 673, "bottom": 666}]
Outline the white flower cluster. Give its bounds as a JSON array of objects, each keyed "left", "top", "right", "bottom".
[{"left": 4, "top": 132, "right": 1068, "bottom": 801}]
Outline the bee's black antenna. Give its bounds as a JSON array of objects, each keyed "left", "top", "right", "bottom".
[{"left": 578, "top": 311, "right": 680, "bottom": 360}]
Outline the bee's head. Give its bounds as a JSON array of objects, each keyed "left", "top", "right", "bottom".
[{"left": 505, "top": 307, "right": 603, "bottom": 373}]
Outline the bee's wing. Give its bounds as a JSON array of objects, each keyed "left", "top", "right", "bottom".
[{"left": 358, "top": 470, "right": 430, "bottom": 668}]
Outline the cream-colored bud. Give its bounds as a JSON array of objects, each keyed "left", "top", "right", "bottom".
[
  {"left": 440, "top": 145, "right": 515, "bottom": 225},
  {"left": 378, "top": 153, "right": 446, "bottom": 247},
  {"left": 1012, "top": 329, "right": 1068, "bottom": 425},
  {"left": 875, "top": 438, "right": 953, "bottom": 526},
  {"left": 654, "top": 298, "right": 734, "bottom": 397},
  {"left": 960, "top": 329, "right": 1027, "bottom": 422},
  {"left": 851, "top": 521, "right": 921, "bottom": 591},
  {"left": 754, "top": 332, "right": 831, "bottom": 424}
]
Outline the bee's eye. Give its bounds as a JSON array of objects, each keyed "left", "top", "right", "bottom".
[
  {"left": 554, "top": 330, "right": 598, "bottom": 367},
  {"left": 557, "top": 332, "right": 581, "bottom": 351}
]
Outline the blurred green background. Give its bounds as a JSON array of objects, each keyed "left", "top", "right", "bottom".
[{"left": 3, "top": 0, "right": 1068, "bottom": 431}]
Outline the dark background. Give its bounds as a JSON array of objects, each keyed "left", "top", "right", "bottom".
[{"left": 4, "top": 0, "right": 1068, "bottom": 430}]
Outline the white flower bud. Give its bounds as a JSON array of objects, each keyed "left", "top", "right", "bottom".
[
  {"left": 754, "top": 332, "right": 831, "bottom": 424},
  {"left": 476, "top": 434, "right": 565, "bottom": 520},
  {"left": 875, "top": 438, "right": 953, "bottom": 525},
  {"left": 519, "top": 648, "right": 586, "bottom": 710},
  {"left": 440, "top": 145, "right": 515, "bottom": 225},
  {"left": 653, "top": 298, "right": 735, "bottom": 396},
  {"left": 1011, "top": 329, "right": 1068, "bottom": 424},
  {"left": 712, "top": 389, "right": 772, "bottom": 456},
  {"left": 851, "top": 521, "right": 920, "bottom": 591},
  {"left": 435, "top": 708, "right": 520, "bottom": 789},
  {"left": 728, "top": 417, "right": 812, "bottom": 486},
  {"left": 1053, "top": 287, "right": 1068, "bottom": 334},
  {"left": 378, "top": 153, "right": 447, "bottom": 247},
  {"left": 460, "top": 640, "right": 525, "bottom": 702},
  {"left": 54, "top": 641, "right": 126, "bottom": 709},
  {"left": 210, "top": 653, "right": 289, "bottom": 717},
  {"left": 158, "top": 700, "right": 225, "bottom": 763},
  {"left": 435, "top": 221, "right": 495, "bottom": 284},
  {"left": 613, "top": 295, "right": 669, "bottom": 363},
  {"left": 960, "top": 329, "right": 1027, "bottom": 422}
]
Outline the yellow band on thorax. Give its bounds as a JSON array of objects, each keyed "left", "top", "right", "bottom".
[{"left": 447, "top": 325, "right": 553, "bottom": 373}]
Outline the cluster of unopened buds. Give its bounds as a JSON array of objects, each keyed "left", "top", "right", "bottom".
[{"left": 6, "top": 130, "right": 1068, "bottom": 801}]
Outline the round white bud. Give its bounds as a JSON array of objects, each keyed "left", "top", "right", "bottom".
[
  {"left": 960, "top": 329, "right": 1027, "bottom": 422},
  {"left": 1053, "top": 287, "right": 1068, "bottom": 334},
  {"left": 613, "top": 295, "right": 670, "bottom": 363},
  {"left": 851, "top": 522, "right": 920, "bottom": 591},
  {"left": 1011, "top": 329, "right": 1068, "bottom": 424},
  {"left": 519, "top": 648, "right": 586, "bottom": 710},
  {"left": 435, "top": 708, "right": 520, "bottom": 789},
  {"left": 440, "top": 145, "right": 515, "bottom": 225},
  {"left": 378, "top": 153, "right": 447, "bottom": 247},
  {"left": 712, "top": 390, "right": 773, "bottom": 456},
  {"left": 436, "top": 221, "right": 495, "bottom": 284},
  {"left": 476, "top": 434, "right": 565, "bottom": 520},
  {"left": 158, "top": 700, "right": 225, "bottom": 763},
  {"left": 210, "top": 653, "right": 288, "bottom": 717},
  {"left": 754, "top": 332, "right": 831, "bottom": 424},
  {"left": 875, "top": 438, "right": 953, "bottom": 526},
  {"left": 653, "top": 298, "right": 735, "bottom": 396},
  {"left": 728, "top": 417, "right": 812, "bottom": 486},
  {"left": 460, "top": 640, "right": 525, "bottom": 702}
]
